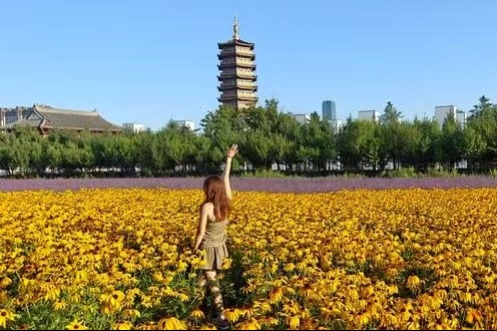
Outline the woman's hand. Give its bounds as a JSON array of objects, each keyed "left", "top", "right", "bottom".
[{"left": 227, "top": 144, "right": 239, "bottom": 158}]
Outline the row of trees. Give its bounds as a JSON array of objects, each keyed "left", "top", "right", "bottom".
[{"left": 0, "top": 96, "right": 496, "bottom": 178}]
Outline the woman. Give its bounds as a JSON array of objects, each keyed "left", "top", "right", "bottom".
[{"left": 193, "top": 144, "right": 238, "bottom": 329}]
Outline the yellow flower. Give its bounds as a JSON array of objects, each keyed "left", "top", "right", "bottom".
[
  {"left": 153, "top": 272, "right": 164, "bottom": 282},
  {"left": 238, "top": 318, "right": 262, "bottom": 330},
  {"left": 175, "top": 292, "right": 189, "bottom": 302},
  {"left": 176, "top": 261, "right": 188, "bottom": 272},
  {"left": 4, "top": 185, "right": 497, "bottom": 329},
  {"left": 54, "top": 300, "right": 68, "bottom": 310},
  {"left": 259, "top": 317, "right": 280, "bottom": 327},
  {"left": 66, "top": 320, "right": 89, "bottom": 330},
  {"left": 136, "top": 321, "right": 156, "bottom": 330},
  {"left": 354, "top": 312, "right": 370, "bottom": 326},
  {"left": 113, "top": 321, "right": 134, "bottom": 330},
  {"left": 0, "top": 309, "right": 15, "bottom": 328},
  {"left": 406, "top": 275, "right": 421, "bottom": 290},
  {"left": 0, "top": 277, "right": 12, "bottom": 288},
  {"left": 286, "top": 316, "right": 300, "bottom": 329},
  {"left": 123, "top": 309, "right": 141, "bottom": 318},
  {"left": 110, "top": 290, "right": 125, "bottom": 305},
  {"left": 283, "top": 263, "right": 296, "bottom": 272},
  {"left": 190, "top": 309, "right": 205, "bottom": 319},
  {"left": 44, "top": 286, "right": 61, "bottom": 301},
  {"left": 253, "top": 300, "right": 272, "bottom": 314},
  {"left": 157, "top": 317, "right": 187, "bottom": 330},
  {"left": 466, "top": 308, "right": 482, "bottom": 325},
  {"left": 0, "top": 291, "right": 8, "bottom": 303},
  {"left": 269, "top": 287, "right": 284, "bottom": 304},
  {"left": 222, "top": 257, "right": 233, "bottom": 269},
  {"left": 224, "top": 308, "right": 243, "bottom": 323}
]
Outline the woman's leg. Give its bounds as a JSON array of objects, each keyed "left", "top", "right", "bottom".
[
  {"left": 198, "top": 271, "right": 207, "bottom": 288},
  {"left": 204, "top": 269, "right": 226, "bottom": 320},
  {"left": 197, "top": 271, "right": 210, "bottom": 312}
]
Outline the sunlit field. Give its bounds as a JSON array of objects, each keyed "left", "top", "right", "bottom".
[{"left": 1, "top": 187, "right": 497, "bottom": 330}]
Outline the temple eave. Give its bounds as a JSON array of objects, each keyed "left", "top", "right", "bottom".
[
  {"left": 218, "top": 86, "right": 258, "bottom": 92},
  {"left": 217, "top": 74, "right": 257, "bottom": 81},
  {"left": 218, "top": 39, "right": 254, "bottom": 48},
  {"left": 218, "top": 54, "right": 256, "bottom": 61}
]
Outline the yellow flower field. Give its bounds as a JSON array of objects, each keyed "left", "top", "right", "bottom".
[{"left": 1, "top": 188, "right": 497, "bottom": 330}]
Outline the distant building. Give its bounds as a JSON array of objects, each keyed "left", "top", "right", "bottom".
[
  {"left": 329, "top": 119, "right": 343, "bottom": 134},
  {"left": 0, "top": 106, "right": 32, "bottom": 126},
  {"left": 322, "top": 100, "right": 336, "bottom": 121},
  {"left": 122, "top": 123, "right": 146, "bottom": 133},
  {"left": 0, "top": 104, "right": 122, "bottom": 135},
  {"left": 217, "top": 16, "right": 258, "bottom": 109},
  {"left": 292, "top": 114, "right": 310, "bottom": 125},
  {"left": 173, "top": 120, "right": 195, "bottom": 131},
  {"left": 358, "top": 110, "right": 380, "bottom": 122},
  {"left": 435, "top": 105, "right": 465, "bottom": 128},
  {"left": 456, "top": 110, "right": 466, "bottom": 127}
]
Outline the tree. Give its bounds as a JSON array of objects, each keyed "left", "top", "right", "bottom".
[
  {"left": 380, "top": 101, "right": 403, "bottom": 124},
  {"left": 240, "top": 129, "right": 273, "bottom": 170},
  {"left": 357, "top": 120, "right": 381, "bottom": 171},
  {"left": 465, "top": 102, "right": 497, "bottom": 171},
  {"left": 378, "top": 102, "right": 405, "bottom": 169},
  {"left": 273, "top": 112, "right": 300, "bottom": 170},
  {"left": 441, "top": 115, "right": 465, "bottom": 170},
  {"left": 299, "top": 113, "right": 336, "bottom": 171},
  {"left": 464, "top": 126, "right": 486, "bottom": 172},
  {"left": 469, "top": 95, "right": 493, "bottom": 119},
  {"left": 201, "top": 106, "right": 244, "bottom": 172},
  {"left": 411, "top": 118, "right": 442, "bottom": 171},
  {"left": 133, "top": 131, "right": 155, "bottom": 176},
  {"left": 337, "top": 118, "right": 363, "bottom": 170}
]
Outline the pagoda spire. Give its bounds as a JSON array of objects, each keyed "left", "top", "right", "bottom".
[{"left": 233, "top": 14, "right": 239, "bottom": 40}]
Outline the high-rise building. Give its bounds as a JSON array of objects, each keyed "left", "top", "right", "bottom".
[
  {"left": 322, "top": 100, "right": 336, "bottom": 121},
  {"left": 217, "top": 16, "right": 258, "bottom": 109}
]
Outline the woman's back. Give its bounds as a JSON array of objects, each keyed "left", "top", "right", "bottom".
[{"left": 202, "top": 219, "right": 228, "bottom": 248}]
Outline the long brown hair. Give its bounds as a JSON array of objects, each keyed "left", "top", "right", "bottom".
[{"left": 202, "top": 175, "right": 231, "bottom": 221}]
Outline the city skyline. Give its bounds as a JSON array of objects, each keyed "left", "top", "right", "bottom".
[{"left": 1, "top": 1, "right": 496, "bottom": 130}]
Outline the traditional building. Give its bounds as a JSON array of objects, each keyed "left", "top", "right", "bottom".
[
  {"left": 217, "top": 16, "right": 258, "bottom": 109},
  {"left": 0, "top": 104, "right": 122, "bottom": 135}
]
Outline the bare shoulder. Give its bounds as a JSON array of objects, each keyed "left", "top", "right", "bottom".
[{"left": 201, "top": 202, "right": 214, "bottom": 213}]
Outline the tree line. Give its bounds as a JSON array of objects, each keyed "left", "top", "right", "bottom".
[{"left": 0, "top": 96, "right": 496, "bottom": 178}]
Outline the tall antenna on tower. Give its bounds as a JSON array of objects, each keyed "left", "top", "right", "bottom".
[
  {"left": 233, "top": 0, "right": 239, "bottom": 40},
  {"left": 233, "top": 13, "right": 239, "bottom": 40}
]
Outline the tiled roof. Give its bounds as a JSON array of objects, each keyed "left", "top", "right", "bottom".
[
  {"left": 33, "top": 105, "right": 122, "bottom": 131},
  {"left": 218, "top": 38, "right": 254, "bottom": 48},
  {"left": 0, "top": 105, "right": 122, "bottom": 132}
]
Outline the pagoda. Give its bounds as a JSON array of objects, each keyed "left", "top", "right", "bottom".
[{"left": 217, "top": 16, "right": 258, "bottom": 109}]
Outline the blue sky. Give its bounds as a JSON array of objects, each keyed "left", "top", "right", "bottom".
[{"left": 1, "top": 1, "right": 496, "bottom": 130}]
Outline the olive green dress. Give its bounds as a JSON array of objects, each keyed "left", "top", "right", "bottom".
[{"left": 200, "top": 219, "right": 229, "bottom": 270}]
